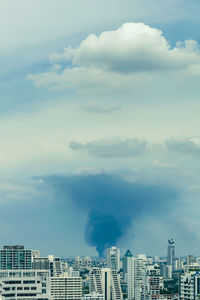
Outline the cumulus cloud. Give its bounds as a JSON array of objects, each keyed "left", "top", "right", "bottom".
[
  {"left": 28, "top": 22, "right": 200, "bottom": 92},
  {"left": 69, "top": 137, "right": 147, "bottom": 157},
  {"left": 166, "top": 136, "right": 200, "bottom": 156},
  {"left": 50, "top": 23, "right": 200, "bottom": 73}
]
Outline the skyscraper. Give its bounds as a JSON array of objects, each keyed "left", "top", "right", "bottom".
[
  {"left": 106, "top": 247, "right": 120, "bottom": 272},
  {"left": 167, "top": 239, "right": 175, "bottom": 271},
  {"left": 127, "top": 255, "right": 147, "bottom": 300},
  {"left": 122, "top": 249, "right": 133, "bottom": 281}
]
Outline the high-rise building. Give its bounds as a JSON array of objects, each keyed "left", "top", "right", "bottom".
[
  {"left": 89, "top": 267, "right": 123, "bottom": 300},
  {"left": 141, "top": 265, "right": 164, "bottom": 300},
  {"left": 122, "top": 249, "right": 133, "bottom": 281},
  {"left": 127, "top": 255, "right": 147, "bottom": 300},
  {"left": 106, "top": 247, "right": 120, "bottom": 272},
  {"left": 0, "top": 245, "right": 32, "bottom": 270},
  {"left": 51, "top": 275, "right": 82, "bottom": 300},
  {"left": 180, "top": 270, "right": 200, "bottom": 300},
  {"left": 0, "top": 269, "right": 52, "bottom": 299},
  {"left": 167, "top": 239, "right": 175, "bottom": 271}
]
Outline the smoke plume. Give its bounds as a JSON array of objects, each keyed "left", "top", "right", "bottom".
[{"left": 42, "top": 173, "right": 179, "bottom": 257}]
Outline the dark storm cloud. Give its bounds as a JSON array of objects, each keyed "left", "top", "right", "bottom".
[
  {"left": 69, "top": 138, "right": 147, "bottom": 158},
  {"left": 42, "top": 173, "right": 179, "bottom": 256}
]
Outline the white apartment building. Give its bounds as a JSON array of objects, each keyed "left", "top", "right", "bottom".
[
  {"left": 0, "top": 269, "right": 52, "bottom": 300},
  {"left": 75, "top": 257, "right": 91, "bottom": 269},
  {"left": 89, "top": 268, "right": 122, "bottom": 300},
  {"left": 51, "top": 275, "right": 82, "bottom": 300},
  {"left": 142, "top": 265, "right": 164, "bottom": 300},
  {"left": 33, "top": 255, "right": 63, "bottom": 277},
  {"left": 174, "top": 259, "right": 184, "bottom": 270},
  {"left": 106, "top": 247, "right": 120, "bottom": 272},
  {"left": 127, "top": 255, "right": 147, "bottom": 300},
  {"left": 81, "top": 292, "right": 103, "bottom": 300},
  {"left": 180, "top": 271, "right": 200, "bottom": 300}
]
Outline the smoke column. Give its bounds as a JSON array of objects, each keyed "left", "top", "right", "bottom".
[{"left": 43, "top": 173, "right": 178, "bottom": 257}]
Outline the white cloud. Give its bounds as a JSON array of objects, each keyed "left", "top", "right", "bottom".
[
  {"left": 28, "top": 23, "right": 200, "bottom": 93},
  {"left": 69, "top": 137, "right": 147, "bottom": 157},
  {"left": 166, "top": 136, "right": 200, "bottom": 156},
  {"left": 53, "top": 24, "right": 200, "bottom": 73}
]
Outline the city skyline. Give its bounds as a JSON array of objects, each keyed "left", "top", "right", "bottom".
[
  {"left": 0, "top": 242, "right": 198, "bottom": 300},
  {"left": 0, "top": 0, "right": 200, "bottom": 256}
]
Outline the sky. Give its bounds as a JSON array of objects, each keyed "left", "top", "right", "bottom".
[{"left": 1, "top": 0, "right": 200, "bottom": 257}]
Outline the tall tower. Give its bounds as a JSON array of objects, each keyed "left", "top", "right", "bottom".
[
  {"left": 127, "top": 255, "right": 147, "bottom": 300},
  {"left": 122, "top": 249, "right": 133, "bottom": 281},
  {"left": 106, "top": 247, "right": 120, "bottom": 272},
  {"left": 167, "top": 238, "right": 175, "bottom": 271}
]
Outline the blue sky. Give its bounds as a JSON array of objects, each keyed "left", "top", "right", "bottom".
[{"left": 1, "top": 0, "right": 200, "bottom": 257}]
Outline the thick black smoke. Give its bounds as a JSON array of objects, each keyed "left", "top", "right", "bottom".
[{"left": 43, "top": 173, "right": 179, "bottom": 257}]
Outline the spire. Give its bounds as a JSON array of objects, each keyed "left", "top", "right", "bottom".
[{"left": 124, "top": 249, "right": 133, "bottom": 257}]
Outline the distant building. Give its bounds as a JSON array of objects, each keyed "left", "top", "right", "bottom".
[
  {"left": 106, "top": 247, "right": 120, "bottom": 272},
  {"left": 122, "top": 249, "right": 133, "bottom": 281},
  {"left": 75, "top": 257, "right": 92, "bottom": 269},
  {"left": 174, "top": 259, "right": 184, "bottom": 270},
  {"left": 187, "top": 255, "right": 196, "bottom": 266},
  {"left": 160, "top": 264, "right": 172, "bottom": 279},
  {"left": 167, "top": 239, "right": 175, "bottom": 271}
]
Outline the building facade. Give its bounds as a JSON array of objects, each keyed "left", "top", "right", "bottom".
[
  {"left": 82, "top": 292, "right": 103, "bottom": 300},
  {"left": 51, "top": 275, "right": 82, "bottom": 300},
  {"left": 89, "top": 267, "right": 122, "bottom": 300},
  {"left": 0, "top": 246, "right": 32, "bottom": 270},
  {"left": 0, "top": 269, "right": 52, "bottom": 299},
  {"left": 106, "top": 247, "right": 120, "bottom": 272},
  {"left": 180, "top": 271, "right": 200, "bottom": 300}
]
